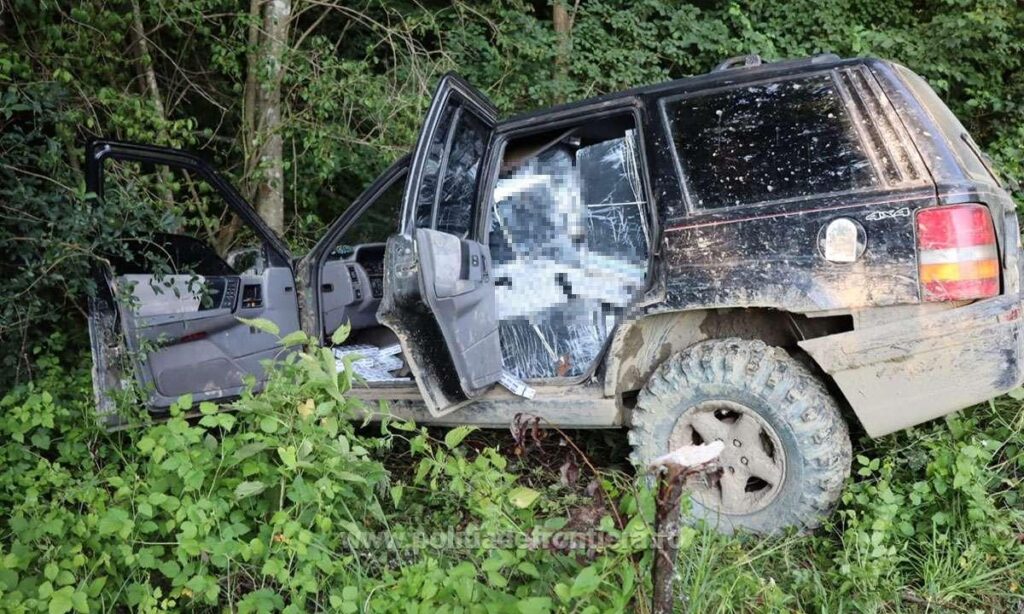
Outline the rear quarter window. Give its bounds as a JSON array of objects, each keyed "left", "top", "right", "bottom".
[
  {"left": 895, "top": 65, "right": 996, "bottom": 183},
  {"left": 663, "top": 73, "right": 879, "bottom": 209}
]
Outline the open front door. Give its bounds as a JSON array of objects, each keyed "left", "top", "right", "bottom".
[
  {"left": 377, "top": 74, "right": 502, "bottom": 416},
  {"left": 86, "top": 141, "right": 300, "bottom": 425}
]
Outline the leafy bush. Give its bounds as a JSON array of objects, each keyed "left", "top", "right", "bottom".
[
  {"left": 0, "top": 330, "right": 653, "bottom": 612},
  {"left": 2, "top": 330, "right": 1023, "bottom": 612}
]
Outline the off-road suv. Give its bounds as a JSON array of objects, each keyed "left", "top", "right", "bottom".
[{"left": 87, "top": 53, "right": 1024, "bottom": 534}]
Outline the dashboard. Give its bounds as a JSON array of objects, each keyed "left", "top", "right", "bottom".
[
  {"left": 354, "top": 244, "right": 386, "bottom": 299},
  {"left": 321, "top": 243, "right": 387, "bottom": 336}
]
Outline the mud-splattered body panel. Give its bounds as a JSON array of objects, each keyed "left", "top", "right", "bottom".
[
  {"left": 658, "top": 191, "right": 931, "bottom": 312},
  {"left": 614, "top": 57, "right": 1024, "bottom": 436}
]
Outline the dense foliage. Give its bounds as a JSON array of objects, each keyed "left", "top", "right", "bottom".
[
  {"left": 4, "top": 0, "right": 1024, "bottom": 369},
  {"left": 1, "top": 333, "right": 1023, "bottom": 611},
  {"left": 0, "top": 331, "right": 653, "bottom": 612},
  {"left": 3, "top": 1, "right": 1024, "bottom": 611}
]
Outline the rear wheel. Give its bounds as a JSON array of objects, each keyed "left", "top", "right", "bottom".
[{"left": 629, "top": 338, "right": 851, "bottom": 534}]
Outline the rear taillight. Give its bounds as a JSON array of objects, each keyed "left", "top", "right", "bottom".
[{"left": 917, "top": 203, "right": 999, "bottom": 301}]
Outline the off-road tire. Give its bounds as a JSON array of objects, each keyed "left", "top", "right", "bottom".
[{"left": 629, "top": 338, "right": 852, "bottom": 534}]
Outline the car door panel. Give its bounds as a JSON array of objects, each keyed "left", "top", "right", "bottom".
[
  {"left": 300, "top": 158, "right": 409, "bottom": 344},
  {"left": 86, "top": 141, "right": 300, "bottom": 415},
  {"left": 318, "top": 260, "right": 357, "bottom": 335},
  {"left": 416, "top": 228, "right": 501, "bottom": 392},
  {"left": 111, "top": 267, "right": 299, "bottom": 408},
  {"left": 377, "top": 73, "right": 502, "bottom": 416}
]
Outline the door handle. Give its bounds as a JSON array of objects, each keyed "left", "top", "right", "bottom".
[
  {"left": 322, "top": 283, "right": 334, "bottom": 293},
  {"left": 241, "top": 284, "right": 263, "bottom": 308}
]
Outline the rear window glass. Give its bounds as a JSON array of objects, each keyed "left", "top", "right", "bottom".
[
  {"left": 664, "top": 74, "right": 878, "bottom": 209},
  {"left": 435, "top": 110, "right": 488, "bottom": 236}
]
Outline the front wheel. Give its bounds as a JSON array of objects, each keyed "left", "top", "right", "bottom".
[{"left": 629, "top": 338, "right": 852, "bottom": 534}]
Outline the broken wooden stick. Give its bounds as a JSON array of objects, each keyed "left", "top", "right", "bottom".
[{"left": 648, "top": 441, "right": 724, "bottom": 614}]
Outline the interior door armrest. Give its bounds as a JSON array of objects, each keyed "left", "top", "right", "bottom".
[{"left": 139, "top": 308, "right": 233, "bottom": 327}]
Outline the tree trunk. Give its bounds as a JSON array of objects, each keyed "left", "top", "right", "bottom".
[
  {"left": 215, "top": 0, "right": 265, "bottom": 256},
  {"left": 254, "top": 0, "right": 290, "bottom": 235},
  {"left": 242, "top": 0, "right": 263, "bottom": 201},
  {"left": 130, "top": 0, "right": 166, "bottom": 120},
  {"left": 129, "top": 0, "right": 174, "bottom": 208},
  {"left": 552, "top": 1, "right": 573, "bottom": 103}
]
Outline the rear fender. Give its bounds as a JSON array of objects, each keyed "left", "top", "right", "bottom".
[{"left": 799, "top": 295, "right": 1024, "bottom": 437}]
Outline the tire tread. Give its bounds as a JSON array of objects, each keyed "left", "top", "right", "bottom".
[{"left": 630, "top": 338, "right": 852, "bottom": 533}]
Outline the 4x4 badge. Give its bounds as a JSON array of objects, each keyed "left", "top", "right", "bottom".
[{"left": 865, "top": 207, "right": 911, "bottom": 221}]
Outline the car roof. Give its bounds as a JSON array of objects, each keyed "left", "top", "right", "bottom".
[{"left": 500, "top": 55, "right": 892, "bottom": 124}]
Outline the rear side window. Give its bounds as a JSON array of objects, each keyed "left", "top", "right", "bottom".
[
  {"left": 664, "top": 74, "right": 878, "bottom": 209},
  {"left": 412, "top": 105, "right": 488, "bottom": 237},
  {"left": 435, "top": 110, "right": 488, "bottom": 235},
  {"left": 895, "top": 65, "right": 995, "bottom": 183}
]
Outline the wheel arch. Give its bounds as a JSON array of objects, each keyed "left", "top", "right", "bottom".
[{"left": 605, "top": 307, "right": 854, "bottom": 419}]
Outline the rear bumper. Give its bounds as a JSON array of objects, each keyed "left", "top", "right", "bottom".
[{"left": 799, "top": 294, "right": 1024, "bottom": 437}]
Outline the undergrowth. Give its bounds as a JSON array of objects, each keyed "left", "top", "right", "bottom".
[{"left": 1, "top": 331, "right": 1023, "bottom": 612}]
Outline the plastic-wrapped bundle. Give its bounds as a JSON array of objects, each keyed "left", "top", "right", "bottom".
[
  {"left": 334, "top": 344, "right": 408, "bottom": 382},
  {"left": 489, "top": 132, "right": 649, "bottom": 380}
]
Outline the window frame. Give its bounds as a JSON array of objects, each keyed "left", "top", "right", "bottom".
[
  {"left": 86, "top": 140, "right": 293, "bottom": 267},
  {"left": 400, "top": 85, "right": 496, "bottom": 242},
  {"left": 894, "top": 64, "right": 1000, "bottom": 186},
  {"left": 658, "top": 69, "right": 888, "bottom": 215},
  {"left": 311, "top": 156, "right": 410, "bottom": 268},
  {"left": 303, "top": 156, "right": 409, "bottom": 345},
  {"left": 476, "top": 99, "right": 658, "bottom": 385},
  {"left": 428, "top": 106, "right": 465, "bottom": 231}
]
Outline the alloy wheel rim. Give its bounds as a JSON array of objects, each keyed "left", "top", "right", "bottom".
[{"left": 669, "top": 400, "right": 787, "bottom": 515}]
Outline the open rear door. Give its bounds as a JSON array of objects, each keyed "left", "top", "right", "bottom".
[{"left": 378, "top": 74, "right": 502, "bottom": 416}]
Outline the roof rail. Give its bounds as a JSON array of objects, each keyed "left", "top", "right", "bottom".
[
  {"left": 809, "top": 53, "right": 841, "bottom": 64},
  {"left": 712, "top": 53, "right": 842, "bottom": 73},
  {"left": 712, "top": 54, "right": 764, "bottom": 72}
]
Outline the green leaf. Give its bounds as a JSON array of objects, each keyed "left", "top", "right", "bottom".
[
  {"left": 508, "top": 486, "right": 541, "bottom": 509},
  {"left": 97, "top": 508, "right": 132, "bottom": 537},
  {"left": 86, "top": 577, "right": 106, "bottom": 598},
  {"left": 335, "top": 471, "right": 367, "bottom": 484},
  {"left": 331, "top": 322, "right": 351, "bottom": 346},
  {"left": 338, "top": 520, "right": 365, "bottom": 547},
  {"left": 233, "top": 442, "right": 269, "bottom": 463},
  {"left": 279, "top": 330, "right": 310, "bottom": 347},
  {"left": 517, "top": 596, "right": 553, "bottom": 613},
  {"left": 570, "top": 565, "right": 600, "bottom": 598},
  {"left": 278, "top": 446, "right": 298, "bottom": 469},
  {"left": 444, "top": 425, "right": 477, "bottom": 449},
  {"left": 237, "top": 317, "right": 279, "bottom": 337},
  {"left": 237, "top": 588, "right": 284, "bottom": 613},
  {"left": 259, "top": 416, "right": 279, "bottom": 434},
  {"left": 70, "top": 590, "right": 88, "bottom": 613},
  {"left": 179, "top": 521, "right": 198, "bottom": 540},
  {"left": 159, "top": 560, "right": 181, "bottom": 579},
  {"left": 48, "top": 586, "right": 74, "bottom": 614},
  {"left": 234, "top": 481, "right": 267, "bottom": 499}
]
